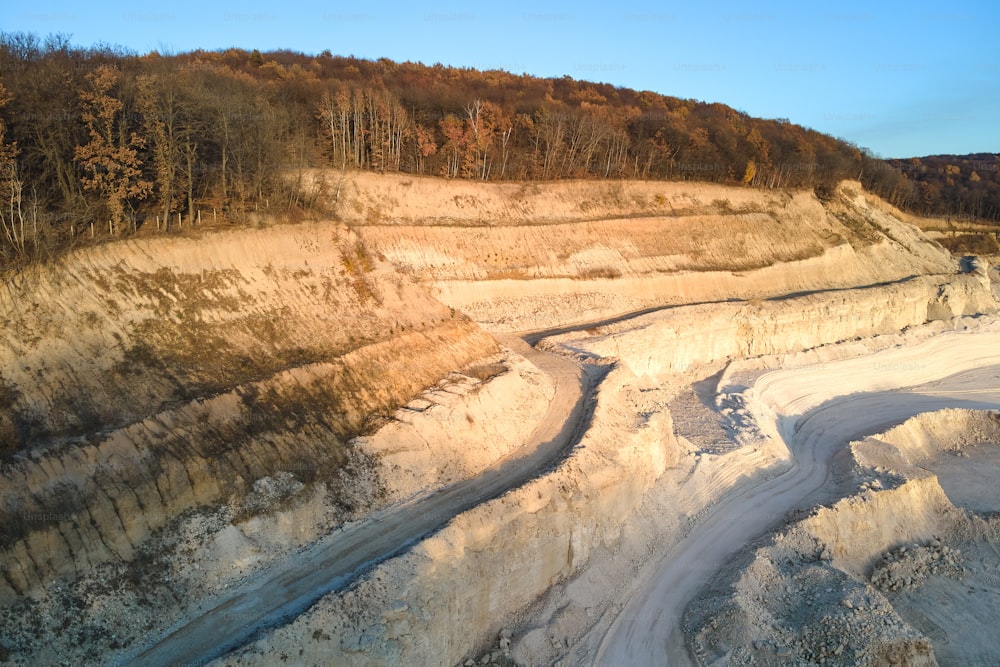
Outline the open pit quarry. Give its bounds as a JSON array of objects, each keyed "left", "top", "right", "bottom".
[{"left": 1, "top": 173, "right": 999, "bottom": 666}]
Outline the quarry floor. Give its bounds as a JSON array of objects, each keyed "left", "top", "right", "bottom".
[{"left": 593, "top": 358, "right": 1000, "bottom": 666}]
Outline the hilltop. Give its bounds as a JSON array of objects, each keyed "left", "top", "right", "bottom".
[{"left": 3, "top": 34, "right": 989, "bottom": 267}]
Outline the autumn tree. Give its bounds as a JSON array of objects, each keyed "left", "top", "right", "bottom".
[
  {"left": 463, "top": 99, "right": 509, "bottom": 179},
  {"left": 532, "top": 107, "right": 566, "bottom": 179},
  {"left": 439, "top": 113, "right": 466, "bottom": 178},
  {"left": 0, "top": 33, "right": 89, "bottom": 226},
  {"left": 3, "top": 37, "right": 995, "bottom": 263},
  {"left": 413, "top": 122, "right": 438, "bottom": 175},
  {"left": 318, "top": 87, "right": 354, "bottom": 169},
  {"left": 75, "top": 65, "right": 151, "bottom": 233},
  {"left": 318, "top": 85, "right": 410, "bottom": 173},
  {"left": 138, "top": 66, "right": 196, "bottom": 229},
  {"left": 0, "top": 80, "right": 28, "bottom": 258}
]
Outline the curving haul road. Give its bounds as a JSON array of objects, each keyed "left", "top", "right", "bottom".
[
  {"left": 125, "top": 332, "right": 590, "bottom": 667},
  {"left": 126, "top": 305, "right": 1000, "bottom": 667},
  {"left": 595, "top": 330, "right": 1000, "bottom": 666}
]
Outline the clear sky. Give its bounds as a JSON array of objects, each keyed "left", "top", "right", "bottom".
[{"left": 10, "top": 0, "right": 999, "bottom": 158}]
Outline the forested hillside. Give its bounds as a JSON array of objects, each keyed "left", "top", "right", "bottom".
[
  {"left": 884, "top": 154, "right": 1000, "bottom": 222},
  {"left": 0, "top": 33, "right": 996, "bottom": 264}
]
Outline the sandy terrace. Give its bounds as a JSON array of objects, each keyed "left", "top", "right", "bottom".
[{"left": 683, "top": 375, "right": 1000, "bottom": 666}]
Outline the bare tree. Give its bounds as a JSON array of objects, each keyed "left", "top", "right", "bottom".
[
  {"left": 138, "top": 68, "right": 195, "bottom": 229},
  {"left": 0, "top": 83, "right": 28, "bottom": 258}
]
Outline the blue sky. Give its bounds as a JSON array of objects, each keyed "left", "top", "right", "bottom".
[{"left": 10, "top": 0, "right": 999, "bottom": 158}]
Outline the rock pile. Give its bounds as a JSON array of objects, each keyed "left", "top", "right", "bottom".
[
  {"left": 870, "top": 540, "right": 965, "bottom": 593},
  {"left": 465, "top": 628, "right": 519, "bottom": 667},
  {"left": 795, "top": 597, "right": 921, "bottom": 666}
]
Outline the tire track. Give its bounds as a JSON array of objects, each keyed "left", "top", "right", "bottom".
[
  {"left": 123, "top": 330, "right": 593, "bottom": 667},
  {"left": 594, "top": 336, "right": 1000, "bottom": 666}
]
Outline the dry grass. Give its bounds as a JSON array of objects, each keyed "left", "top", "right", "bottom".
[
  {"left": 937, "top": 233, "right": 1000, "bottom": 256},
  {"left": 577, "top": 266, "right": 623, "bottom": 280},
  {"left": 461, "top": 361, "right": 508, "bottom": 382}
]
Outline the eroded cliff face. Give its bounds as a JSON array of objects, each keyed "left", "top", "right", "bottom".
[
  {"left": 0, "top": 222, "right": 498, "bottom": 600},
  {"left": 0, "top": 222, "right": 462, "bottom": 446},
  {"left": 340, "top": 176, "right": 958, "bottom": 331},
  {"left": 551, "top": 274, "right": 994, "bottom": 381}
]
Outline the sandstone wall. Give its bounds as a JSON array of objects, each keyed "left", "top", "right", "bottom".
[
  {"left": 346, "top": 176, "right": 958, "bottom": 331},
  {"left": 552, "top": 275, "right": 994, "bottom": 381},
  {"left": 0, "top": 223, "right": 497, "bottom": 600}
]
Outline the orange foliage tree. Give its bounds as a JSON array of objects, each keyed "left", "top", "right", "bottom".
[{"left": 74, "top": 65, "right": 151, "bottom": 233}]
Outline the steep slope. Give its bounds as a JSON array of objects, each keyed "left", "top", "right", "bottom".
[
  {"left": 0, "top": 222, "right": 498, "bottom": 600},
  {"left": 335, "top": 174, "right": 957, "bottom": 331}
]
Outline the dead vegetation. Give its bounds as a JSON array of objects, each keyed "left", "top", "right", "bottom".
[{"left": 936, "top": 233, "right": 1000, "bottom": 256}]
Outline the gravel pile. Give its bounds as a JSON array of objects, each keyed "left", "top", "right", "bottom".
[{"left": 870, "top": 540, "right": 965, "bottom": 593}]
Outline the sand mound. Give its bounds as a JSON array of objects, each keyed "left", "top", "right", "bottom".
[{"left": 685, "top": 409, "right": 1000, "bottom": 666}]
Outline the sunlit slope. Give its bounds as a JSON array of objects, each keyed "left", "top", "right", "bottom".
[
  {"left": 333, "top": 174, "right": 958, "bottom": 330},
  {"left": 0, "top": 222, "right": 496, "bottom": 598}
]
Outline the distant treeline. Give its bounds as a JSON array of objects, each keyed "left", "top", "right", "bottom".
[
  {"left": 0, "top": 33, "right": 997, "bottom": 263},
  {"left": 884, "top": 154, "right": 1000, "bottom": 222}
]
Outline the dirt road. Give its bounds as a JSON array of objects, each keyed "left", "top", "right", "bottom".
[
  {"left": 124, "top": 340, "right": 588, "bottom": 667},
  {"left": 594, "top": 332, "right": 1000, "bottom": 666},
  {"left": 126, "top": 313, "right": 1000, "bottom": 667}
]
